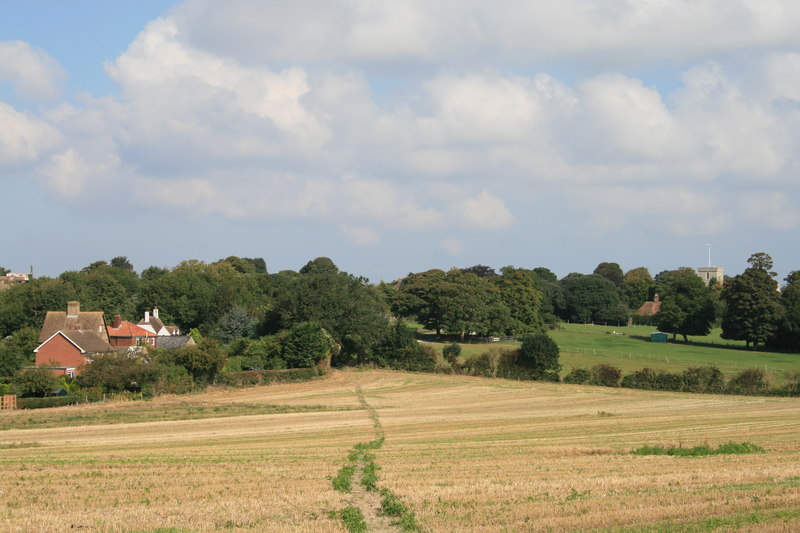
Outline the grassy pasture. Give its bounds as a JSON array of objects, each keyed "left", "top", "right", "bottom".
[
  {"left": 2, "top": 370, "right": 800, "bottom": 532},
  {"left": 426, "top": 323, "right": 799, "bottom": 382}
]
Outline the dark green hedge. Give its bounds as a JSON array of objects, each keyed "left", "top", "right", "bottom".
[
  {"left": 220, "top": 367, "right": 319, "bottom": 387},
  {"left": 19, "top": 396, "right": 80, "bottom": 409}
]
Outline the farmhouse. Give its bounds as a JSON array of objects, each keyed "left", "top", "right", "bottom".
[
  {"left": 637, "top": 293, "right": 662, "bottom": 316},
  {"left": 138, "top": 307, "right": 181, "bottom": 336},
  {"left": 33, "top": 301, "right": 113, "bottom": 376},
  {"left": 107, "top": 315, "right": 158, "bottom": 348},
  {"left": 0, "top": 271, "right": 30, "bottom": 291}
]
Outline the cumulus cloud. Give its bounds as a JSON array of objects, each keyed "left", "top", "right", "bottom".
[
  {"left": 340, "top": 224, "right": 380, "bottom": 246},
  {"left": 0, "top": 102, "right": 61, "bottom": 165},
  {"left": 0, "top": 41, "right": 64, "bottom": 101},
  {"left": 440, "top": 237, "right": 464, "bottom": 256},
  {"left": 4, "top": 0, "right": 800, "bottom": 254},
  {"left": 172, "top": 1, "right": 800, "bottom": 67}
]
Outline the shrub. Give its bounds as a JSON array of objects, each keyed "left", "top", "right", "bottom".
[
  {"left": 621, "top": 368, "right": 660, "bottom": 390},
  {"left": 12, "top": 367, "right": 59, "bottom": 397},
  {"left": 495, "top": 349, "right": 541, "bottom": 380},
  {"left": 682, "top": 366, "right": 724, "bottom": 393},
  {"left": 727, "top": 368, "right": 770, "bottom": 395},
  {"left": 591, "top": 364, "right": 621, "bottom": 387},
  {"left": 465, "top": 351, "right": 498, "bottom": 377},
  {"left": 282, "top": 322, "right": 329, "bottom": 368},
  {"left": 518, "top": 333, "right": 561, "bottom": 377},
  {"left": 372, "top": 322, "right": 436, "bottom": 372},
  {"left": 78, "top": 352, "right": 161, "bottom": 393},
  {"left": 783, "top": 370, "right": 800, "bottom": 397},
  {"left": 442, "top": 343, "right": 461, "bottom": 366},
  {"left": 19, "top": 396, "right": 78, "bottom": 409},
  {"left": 220, "top": 368, "right": 319, "bottom": 388},
  {"left": 563, "top": 368, "right": 591, "bottom": 384},
  {"left": 169, "top": 339, "right": 227, "bottom": 385}
]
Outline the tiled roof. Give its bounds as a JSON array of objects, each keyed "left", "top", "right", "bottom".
[
  {"left": 637, "top": 301, "right": 662, "bottom": 316},
  {"left": 138, "top": 316, "right": 165, "bottom": 333},
  {"left": 37, "top": 330, "right": 113, "bottom": 353},
  {"left": 39, "top": 311, "right": 109, "bottom": 343},
  {"left": 108, "top": 321, "right": 157, "bottom": 338},
  {"left": 156, "top": 335, "right": 196, "bottom": 350}
]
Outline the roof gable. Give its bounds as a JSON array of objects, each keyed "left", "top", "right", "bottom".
[
  {"left": 39, "top": 310, "right": 109, "bottom": 343},
  {"left": 34, "top": 330, "right": 113, "bottom": 354}
]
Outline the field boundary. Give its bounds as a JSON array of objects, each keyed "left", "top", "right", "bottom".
[{"left": 561, "top": 346, "right": 789, "bottom": 375}]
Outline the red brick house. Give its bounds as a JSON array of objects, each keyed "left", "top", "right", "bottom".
[
  {"left": 107, "top": 315, "right": 157, "bottom": 348},
  {"left": 33, "top": 301, "right": 113, "bottom": 376}
]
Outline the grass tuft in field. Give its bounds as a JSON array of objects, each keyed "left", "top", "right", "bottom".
[
  {"left": 338, "top": 505, "right": 367, "bottom": 533},
  {"left": 631, "top": 441, "right": 766, "bottom": 457}
]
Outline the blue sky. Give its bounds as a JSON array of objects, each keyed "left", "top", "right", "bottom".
[{"left": 2, "top": 1, "right": 799, "bottom": 282}]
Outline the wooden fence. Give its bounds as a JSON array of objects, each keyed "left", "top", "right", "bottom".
[{"left": 1, "top": 394, "right": 17, "bottom": 410}]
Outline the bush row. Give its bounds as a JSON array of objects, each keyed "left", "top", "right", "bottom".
[
  {"left": 563, "top": 364, "right": 800, "bottom": 396},
  {"left": 219, "top": 367, "right": 320, "bottom": 387}
]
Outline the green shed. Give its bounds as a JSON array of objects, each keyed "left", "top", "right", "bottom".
[{"left": 650, "top": 332, "right": 668, "bottom": 343}]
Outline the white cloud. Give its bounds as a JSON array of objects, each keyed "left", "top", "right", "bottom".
[
  {"left": 448, "top": 191, "right": 514, "bottom": 230},
  {"left": 0, "top": 41, "right": 63, "bottom": 101},
  {"left": 172, "top": 1, "right": 800, "bottom": 67},
  {"left": 0, "top": 103, "right": 61, "bottom": 165},
  {"left": 340, "top": 224, "right": 380, "bottom": 246},
  {"left": 4, "top": 1, "right": 800, "bottom": 249},
  {"left": 440, "top": 237, "right": 463, "bottom": 256},
  {"left": 579, "top": 74, "right": 688, "bottom": 160},
  {"left": 740, "top": 192, "right": 800, "bottom": 230}
]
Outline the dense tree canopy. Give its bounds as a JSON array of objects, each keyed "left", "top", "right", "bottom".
[
  {"left": 622, "top": 267, "right": 654, "bottom": 310},
  {"left": 593, "top": 262, "right": 624, "bottom": 287},
  {"left": 655, "top": 268, "right": 716, "bottom": 341},
  {"left": 722, "top": 265, "right": 783, "bottom": 349},
  {"left": 560, "top": 273, "right": 627, "bottom": 325}
]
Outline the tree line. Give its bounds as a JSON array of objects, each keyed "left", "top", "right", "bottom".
[{"left": 0, "top": 252, "right": 798, "bottom": 390}]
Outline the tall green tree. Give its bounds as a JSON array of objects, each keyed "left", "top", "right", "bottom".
[
  {"left": 0, "top": 327, "right": 38, "bottom": 377},
  {"left": 722, "top": 255, "right": 783, "bottom": 349},
  {"left": 275, "top": 266, "right": 388, "bottom": 363},
  {"left": 593, "top": 262, "right": 624, "bottom": 287},
  {"left": 391, "top": 269, "right": 447, "bottom": 332},
  {"left": 769, "top": 280, "right": 800, "bottom": 352},
  {"left": 517, "top": 333, "right": 561, "bottom": 379},
  {"left": 656, "top": 268, "right": 716, "bottom": 341},
  {"left": 496, "top": 270, "right": 544, "bottom": 334},
  {"left": 560, "top": 273, "right": 627, "bottom": 324},
  {"left": 282, "top": 321, "right": 329, "bottom": 368},
  {"left": 622, "top": 267, "right": 654, "bottom": 309}
]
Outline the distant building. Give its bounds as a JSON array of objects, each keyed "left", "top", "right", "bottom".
[
  {"left": 107, "top": 315, "right": 158, "bottom": 348},
  {"left": 637, "top": 293, "right": 662, "bottom": 316},
  {"left": 697, "top": 266, "right": 724, "bottom": 286},
  {"left": 0, "top": 271, "right": 30, "bottom": 291},
  {"left": 33, "top": 301, "right": 113, "bottom": 377},
  {"left": 138, "top": 307, "right": 181, "bottom": 336}
]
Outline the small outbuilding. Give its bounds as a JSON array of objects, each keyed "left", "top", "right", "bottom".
[{"left": 650, "top": 331, "right": 668, "bottom": 343}]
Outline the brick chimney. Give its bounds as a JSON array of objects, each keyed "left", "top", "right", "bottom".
[
  {"left": 153, "top": 306, "right": 159, "bottom": 319},
  {"left": 113, "top": 314, "right": 121, "bottom": 328},
  {"left": 67, "top": 301, "right": 80, "bottom": 317},
  {"left": 144, "top": 308, "right": 150, "bottom": 323}
]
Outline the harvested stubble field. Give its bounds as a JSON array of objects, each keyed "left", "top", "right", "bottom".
[{"left": 2, "top": 370, "right": 800, "bottom": 532}]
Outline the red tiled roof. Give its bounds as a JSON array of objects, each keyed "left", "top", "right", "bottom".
[
  {"left": 637, "top": 300, "right": 662, "bottom": 316},
  {"left": 108, "top": 320, "right": 157, "bottom": 338}
]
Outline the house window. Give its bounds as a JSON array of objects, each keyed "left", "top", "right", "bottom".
[{"left": 67, "top": 370, "right": 75, "bottom": 378}]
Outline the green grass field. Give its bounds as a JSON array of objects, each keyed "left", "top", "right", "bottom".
[{"left": 424, "top": 322, "right": 800, "bottom": 383}]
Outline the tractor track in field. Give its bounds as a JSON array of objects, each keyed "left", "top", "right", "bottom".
[{"left": 331, "top": 386, "right": 420, "bottom": 532}]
